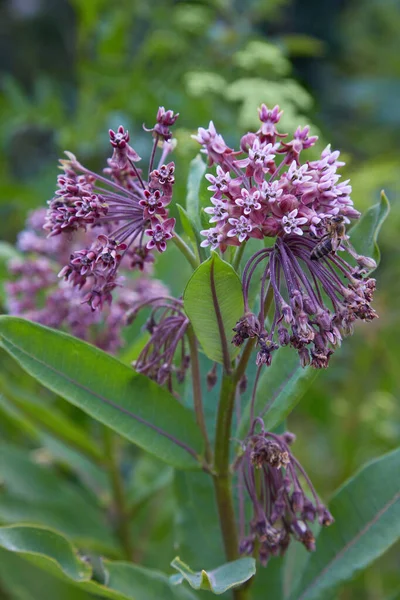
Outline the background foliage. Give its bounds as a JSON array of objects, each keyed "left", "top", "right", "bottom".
[{"left": 0, "top": 0, "right": 399, "bottom": 598}]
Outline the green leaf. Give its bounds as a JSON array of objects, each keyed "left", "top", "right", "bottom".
[
  {"left": 0, "top": 317, "right": 203, "bottom": 470},
  {"left": 349, "top": 190, "right": 390, "bottom": 270},
  {"left": 174, "top": 471, "right": 224, "bottom": 568},
  {"left": 0, "top": 548, "right": 95, "bottom": 600},
  {"left": 177, "top": 203, "right": 206, "bottom": 262},
  {"left": 0, "top": 525, "right": 197, "bottom": 600},
  {"left": 171, "top": 556, "right": 255, "bottom": 595},
  {"left": 291, "top": 448, "right": 400, "bottom": 600},
  {"left": 0, "top": 442, "right": 117, "bottom": 553},
  {"left": 0, "top": 375, "right": 103, "bottom": 464},
  {"left": 0, "top": 525, "right": 92, "bottom": 581},
  {"left": 186, "top": 154, "right": 206, "bottom": 225},
  {"left": 237, "top": 347, "right": 318, "bottom": 438},
  {"left": 0, "top": 241, "right": 20, "bottom": 304},
  {"left": 184, "top": 253, "right": 244, "bottom": 365}
]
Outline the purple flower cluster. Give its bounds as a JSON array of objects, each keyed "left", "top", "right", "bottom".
[
  {"left": 196, "top": 105, "right": 377, "bottom": 368},
  {"left": 237, "top": 418, "right": 333, "bottom": 564},
  {"left": 128, "top": 296, "right": 190, "bottom": 393},
  {"left": 6, "top": 209, "right": 168, "bottom": 353},
  {"left": 195, "top": 105, "right": 358, "bottom": 250},
  {"left": 44, "top": 108, "right": 179, "bottom": 310}
]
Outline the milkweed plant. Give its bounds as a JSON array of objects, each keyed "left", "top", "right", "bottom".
[{"left": 0, "top": 105, "right": 394, "bottom": 600}]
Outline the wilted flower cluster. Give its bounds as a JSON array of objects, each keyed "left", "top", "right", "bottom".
[
  {"left": 195, "top": 105, "right": 377, "bottom": 368},
  {"left": 6, "top": 208, "right": 168, "bottom": 353},
  {"left": 45, "top": 107, "right": 179, "bottom": 310},
  {"left": 237, "top": 418, "right": 333, "bottom": 564}
]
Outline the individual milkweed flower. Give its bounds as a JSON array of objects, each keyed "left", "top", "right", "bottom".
[
  {"left": 236, "top": 418, "right": 333, "bottom": 565},
  {"left": 129, "top": 296, "right": 190, "bottom": 392},
  {"left": 195, "top": 104, "right": 377, "bottom": 369},
  {"left": 45, "top": 108, "right": 179, "bottom": 310}
]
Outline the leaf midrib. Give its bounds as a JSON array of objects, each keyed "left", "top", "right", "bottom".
[{"left": 0, "top": 334, "right": 199, "bottom": 462}]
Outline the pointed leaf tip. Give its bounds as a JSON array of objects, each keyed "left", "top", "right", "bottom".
[{"left": 171, "top": 556, "right": 256, "bottom": 594}]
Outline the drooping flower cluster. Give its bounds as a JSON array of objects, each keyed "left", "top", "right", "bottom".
[
  {"left": 6, "top": 208, "right": 168, "bottom": 353},
  {"left": 236, "top": 418, "right": 333, "bottom": 565},
  {"left": 195, "top": 105, "right": 377, "bottom": 368},
  {"left": 128, "top": 296, "right": 190, "bottom": 393},
  {"left": 44, "top": 108, "right": 179, "bottom": 310}
]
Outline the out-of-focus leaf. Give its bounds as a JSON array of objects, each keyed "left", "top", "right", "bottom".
[
  {"left": 251, "top": 558, "right": 284, "bottom": 600},
  {"left": 349, "top": 190, "right": 390, "bottom": 270},
  {"left": 0, "top": 548, "right": 94, "bottom": 600},
  {"left": 177, "top": 204, "right": 205, "bottom": 262},
  {"left": 0, "top": 443, "right": 117, "bottom": 553},
  {"left": 184, "top": 253, "right": 244, "bottom": 365},
  {"left": 186, "top": 154, "right": 206, "bottom": 225},
  {"left": 234, "top": 41, "right": 290, "bottom": 75},
  {"left": 0, "top": 376, "right": 103, "bottom": 464},
  {"left": 0, "top": 317, "right": 204, "bottom": 470},
  {"left": 174, "top": 471, "right": 224, "bottom": 568},
  {"left": 237, "top": 347, "right": 317, "bottom": 438},
  {"left": 0, "top": 241, "right": 20, "bottom": 303},
  {"left": 170, "top": 556, "right": 256, "bottom": 594},
  {"left": 0, "top": 525, "right": 197, "bottom": 600},
  {"left": 0, "top": 525, "right": 91, "bottom": 581},
  {"left": 290, "top": 448, "right": 400, "bottom": 600}
]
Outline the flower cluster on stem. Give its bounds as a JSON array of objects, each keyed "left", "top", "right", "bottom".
[
  {"left": 236, "top": 418, "right": 333, "bottom": 564},
  {"left": 44, "top": 108, "right": 179, "bottom": 310},
  {"left": 195, "top": 104, "right": 377, "bottom": 369}
]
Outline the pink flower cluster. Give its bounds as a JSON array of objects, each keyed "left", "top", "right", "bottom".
[
  {"left": 194, "top": 105, "right": 359, "bottom": 250},
  {"left": 7, "top": 209, "right": 168, "bottom": 354},
  {"left": 44, "top": 108, "right": 179, "bottom": 310}
]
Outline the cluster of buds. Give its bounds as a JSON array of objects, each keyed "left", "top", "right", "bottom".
[
  {"left": 44, "top": 108, "right": 179, "bottom": 310},
  {"left": 195, "top": 105, "right": 377, "bottom": 368},
  {"left": 6, "top": 209, "right": 168, "bottom": 353},
  {"left": 236, "top": 418, "right": 333, "bottom": 565}
]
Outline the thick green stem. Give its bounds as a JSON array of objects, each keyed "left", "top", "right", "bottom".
[
  {"left": 187, "top": 325, "right": 212, "bottom": 464},
  {"left": 213, "top": 374, "right": 251, "bottom": 600},
  {"left": 172, "top": 233, "right": 199, "bottom": 269},
  {"left": 103, "top": 429, "right": 134, "bottom": 560}
]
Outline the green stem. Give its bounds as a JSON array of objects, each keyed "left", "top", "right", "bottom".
[
  {"left": 103, "top": 429, "right": 134, "bottom": 560},
  {"left": 187, "top": 325, "right": 212, "bottom": 464},
  {"left": 172, "top": 233, "right": 199, "bottom": 269},
  {"left": 213, "top": 373, "right": 251, "bottom": 600},
  {"left": 233, "top": 241, "right": 247, "bottom": 272}
]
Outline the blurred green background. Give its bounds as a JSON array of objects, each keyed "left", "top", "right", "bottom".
[{"left": 0, "top": 0, "right": 399, "bottom": 598}]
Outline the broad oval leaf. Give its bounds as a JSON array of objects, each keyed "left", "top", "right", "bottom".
[
  {"left": 0, "top": 524, "right": 92, "bottom": 581},
  {"left": 170, "top": 556, "right": 256, "bottom": 595},
  {"left": 290, "top": 448, "right": 400, "bottom": 600},
  {"left": 237, "top": 347, "right": 317, "bottom": 438},
  {"left": 349, "top": 190, "right": 390, "bottom": 271},
  {"left": 184, "top": 253, "right": 244, "bottom": 365},
  {"left": 0, "top": 317, "right": 204, "bottom": 470}
]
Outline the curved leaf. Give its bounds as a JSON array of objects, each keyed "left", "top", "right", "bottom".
[
  {"left": 349, "top": 190, "right": 390, "bottom": 270},
  {"left": 0, "top": 525, "right": 196, "bottom": 600},
  {"left": 171, "top": 556, "right": 256, "bottom": 594},
  {"left": 0, "top": 317, "right": 203, "bottom": 470},
  {"left": 291, "top": 448, "right": 400, "bottom": 600},
  {"left": 237, "top": 347, "right": 317, "bottom": 438},
  {"left": 184, "top": 253, "right": 244, "bottom": 366},
  {"left": 0, "top": 525, "right": 92, "bottom": 581}
]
